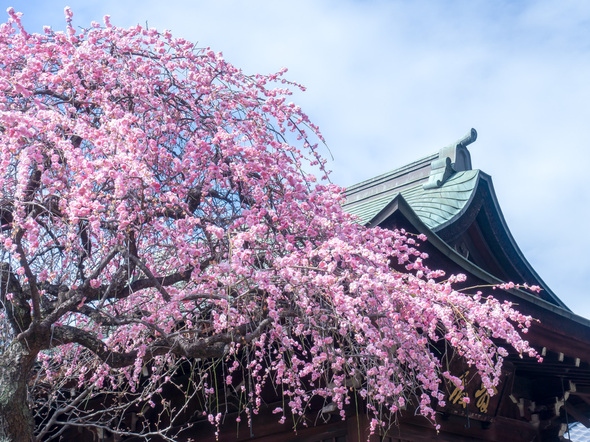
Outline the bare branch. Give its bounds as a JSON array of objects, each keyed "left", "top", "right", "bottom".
[
  {"left": 180, "top": 293, "right": 228, "bottom": 302},
  {"left": 125, "top": 252, "right": 171, "bottom": 302},
  {"left": 34, "top": 386, "right": 93, "bottom": 441},
  {"left": 116, "top": 266, "right": 194, "bottom": 299}
]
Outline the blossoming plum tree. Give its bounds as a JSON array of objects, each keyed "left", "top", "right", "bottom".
[{"left": 0, "top": 8, "right": 538, "bottom": 441}]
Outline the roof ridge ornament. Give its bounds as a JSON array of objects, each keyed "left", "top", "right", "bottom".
[{"left": 423, "top": 128, "right": 477, "bottom": 190}]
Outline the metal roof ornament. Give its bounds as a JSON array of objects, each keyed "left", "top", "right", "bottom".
[{"left": 423, "top": 128, "right": 477, "bottom": 189}]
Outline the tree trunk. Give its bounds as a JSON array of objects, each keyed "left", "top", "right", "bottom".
[{"left": 0, "top": 341, "right": 35, "bottom": 442}]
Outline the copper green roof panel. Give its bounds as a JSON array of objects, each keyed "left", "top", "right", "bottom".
[
  {"left": 343, "top": 170, "right": 479, "bottom": 229},
  {"left": 342, "top": 153, "right": 435, "bottom": 225},
  {"left": 403, "top": 170, "right": 479, "bottom": 230}
]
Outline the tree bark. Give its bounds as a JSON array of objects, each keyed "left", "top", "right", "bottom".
[{"left": 0, "top": 341, "right": 35, "bottom": 442}]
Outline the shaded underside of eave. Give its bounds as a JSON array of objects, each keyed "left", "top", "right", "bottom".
[{"left": 469, "top": 172, "right": 570, "bottom": 310}]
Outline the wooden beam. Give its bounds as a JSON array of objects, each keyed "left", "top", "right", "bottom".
[
  {"left": 574, "top": 394, "right": 590, "bottom": 407},
  {"left": 565, "top": 402, "right": 590, "bottom": 428},
  {"left": 571, "top": 385, "right": 590, "bottom": 396}
]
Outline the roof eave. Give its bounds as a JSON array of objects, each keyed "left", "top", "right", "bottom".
[{"left": 372, "top": 194, "right": 589, "bottom": 330}]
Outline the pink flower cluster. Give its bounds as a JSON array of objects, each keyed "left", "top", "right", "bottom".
[{"left": 0, "top": 9, "right": 538, "bottom": 436}]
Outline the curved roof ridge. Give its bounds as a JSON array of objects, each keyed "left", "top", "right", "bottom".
[{"left": 466, "top": 172, "right": 568, "bottom": 309}]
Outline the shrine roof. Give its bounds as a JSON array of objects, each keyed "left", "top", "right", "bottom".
[
  {"left": 343, "top": 168, "right": 479, "bottom": 229},
  {"left": 343, "top": 128, "right": 477, "bottom": 229},
  {"left": 340, "top": 128, "right": 590, "bottom": 434},
  {"left": 341, "top": 129, "right": 570, "bottom": 310}
]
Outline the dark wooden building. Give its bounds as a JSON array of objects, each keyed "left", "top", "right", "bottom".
[
  {"left": 66, "top": 130, "right": 590, "bottom": 441},
  {"left": 338, "top": 129, "right": 590, "bottom": 441},
  {"left": 187, "top": 129, "right": 590, "bottom": 442}
]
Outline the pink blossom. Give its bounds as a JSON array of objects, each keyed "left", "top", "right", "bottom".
[{"left": 0, "top": 11, "right": 539, "bottom": 439}]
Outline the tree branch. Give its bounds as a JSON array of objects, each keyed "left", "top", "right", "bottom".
[
  {"left": 83, "top": 247, "right": 121, "bottom": 286},
  {"left": 50, "top": 325, "right": 139, "bottom": 368},
  {"left": 124, "top": 252, "right": 171, "bottom": 302},
  {"left": 0, "top": 262, "right": 31, "bottom": 334},
  {"left": 48, "top": 317, "right": 274, "bottom": 369},
  {"left": 14, "top": 229, "right": 42, "bottom": 323},
  {"left": 115, "top": 266, "right": 194, "bottom": 299}
]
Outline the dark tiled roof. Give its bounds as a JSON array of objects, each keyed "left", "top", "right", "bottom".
[
  {"left": 343, "top": 129, "right": 477, "bottom": 227},
  {"left": 347, "top": 170, "right": 479, "bottom": 229}
]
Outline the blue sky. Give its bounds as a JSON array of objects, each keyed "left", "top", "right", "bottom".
[{"left": 4, "top": 0, "right": 590, "bottom": 319}]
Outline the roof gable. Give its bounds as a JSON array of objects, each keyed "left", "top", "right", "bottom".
[{"left": 342, "top": 129, "right": 568, "bottom": 310}]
